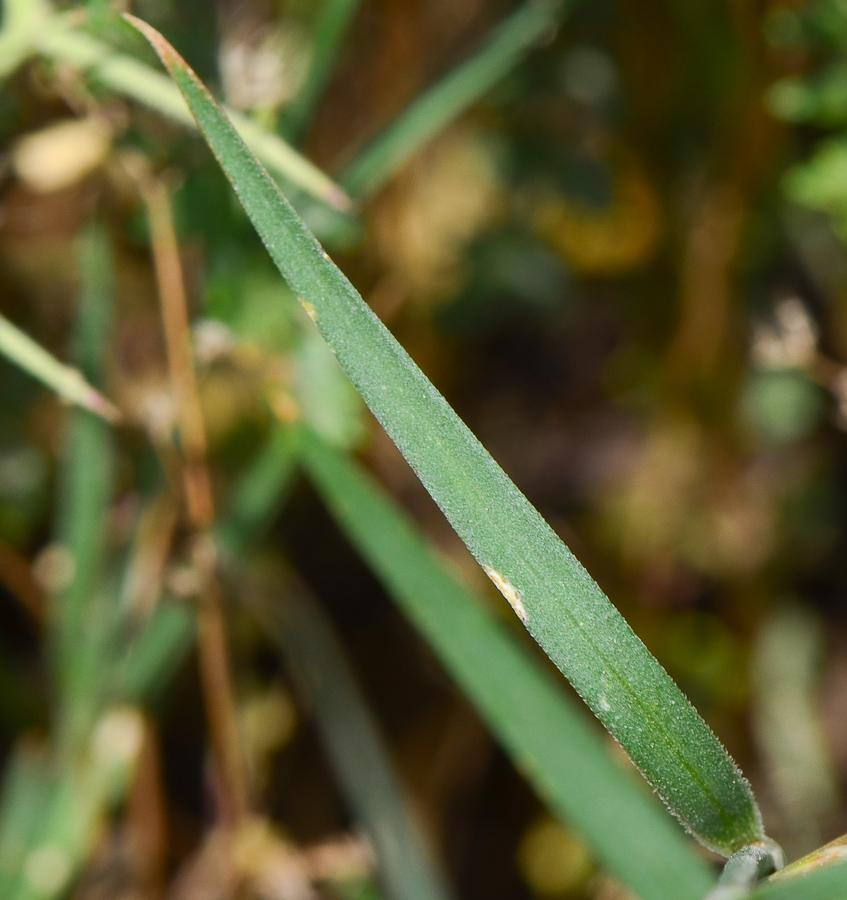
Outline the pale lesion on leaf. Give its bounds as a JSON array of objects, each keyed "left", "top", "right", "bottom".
[{"left": 484, "top": 565, "right": 527, "bottom": 624}]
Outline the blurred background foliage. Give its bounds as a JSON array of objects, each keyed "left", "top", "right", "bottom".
[{"left": 1, "top": 0, "right": 847, "bottom": 898}]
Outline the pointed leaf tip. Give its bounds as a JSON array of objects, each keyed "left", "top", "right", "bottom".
[
  {"left": 122, "top": 14, "right": 178, "bottom": 69},
  {"left": 122, "top": 14, "right": 216, "bottom": 105}
]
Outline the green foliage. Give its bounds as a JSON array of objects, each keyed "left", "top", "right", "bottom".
[
  {"left": 130, "top": 11, "right": 764, "bottom": 861},
  {"left": 300, "top": 430, "right": 715, "bottom": 900},
  {"left": 0, "top": 1, "right": 846, "bottom": 899},
  {"left": 243, "top": 562, "right": 457, "bottom": 900}
]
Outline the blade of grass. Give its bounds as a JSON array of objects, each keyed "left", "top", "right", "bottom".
[
  {"left": 339, "top": 0, "right": 572, "bottom": 199},
  {"left": 0, "top": 313, "right": 119, "bottom": 423},
  {"left": 5, "top": 708, "right": 144, "bottom": 900},
  {"left": 127, "top": 16, "right": 763, "bottom": 856},
  {"left": 50, "top": 222, "right": 117, "bottom": 760},
  {"left": 753, "top": 861, "right": 847, "bottom": 900},
  {"left": 281, "top": 0, "right": 364, "bottom": 143},
  {"left": 216, "top": 424, "right": 300, "bottom": 557},
  {"left": 299, "top": 430, "right": 714, "bottom": 900},
  {"left": 1, "top": 0, "right": 48, "bottom": 31},
  {"left": 242, "top": 562, "right": 457, "bottom": 900},
  {"left": 0, "top": 746, "right": 55, "bottom": 898},
  {"left": 0, "top": 226, "right": 125, "bottom": 898},
  {"left": 128, "top": 16, "right": 766, "bottom": 859},
  {"left": 116, "top": 601, "right": 195, "bottom": 705},
  {"left": 110, "top": 422, "right": 299, "bottom": 727},
  {"left": 33, "top": 19, "right": 352, "bottom": 213},
  {"left": 757, "top": 835, "right": 847, "bottom": 894},
  {"left": 114, "top": 489, "right": 192, "bottom": 707}
]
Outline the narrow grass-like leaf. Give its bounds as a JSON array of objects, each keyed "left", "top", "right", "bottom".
[
  {"left": 116, "top": 602, "right": 195, "bottom": 704},
  {"left": 216, "top": 424, "right": 300, "bottom": 557},
  {"left": 128, "top": 16, "right": 765, "bottom": 858},
  {"left": 282, "top": 0, "right": 364, "bottom": 143},
  {"left": 0, "top": 709, "right": 144, "bottom": 900},
  {"left": 299, "top": 431, "right": 714, "bottom": 900},
  {"left": 756, "top": 835, "right": 847, "bottom": 897},
  {"left": 111, "top": 424, "right": 298, "bottom": 720},
  {"left": 0, "top": 313, "right": 119, "bottom": 422},
  {"left": 340, "top": 0, "right": 572, "bottom": 199},
  {"left": 34, "top": 20, "right": 351, "bottom": 212},
  {"left": 0, "top": 748, "right": 55, "bottom": 898},
  {"left": 243, "top": 562, "right": 457, "bottom": 900},
  {"left": 73, "top": 223, "right": 114, "bottom": 383},
  {"left": 50, "top": 223, "right": 117, "bottom": 759},
  {"left": 753, "top": 861, "right": 847, "bottom": 900}
]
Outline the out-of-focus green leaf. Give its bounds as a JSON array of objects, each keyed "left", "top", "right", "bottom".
[
  {"left": 754, "top": 859, "right": 847, "bottom": 900},
  {"left": 0, "top": 747, "right": 55, "bottom": 898},
  {"left": 50, "top": 223, "right": 116, "bottom": 759},
  {"left": 705, "top": 843, "right": 783, "bottom": 900},
  {"left": 0, "top": 0, "right": 49, "bottom": 80},
  {"left": 340, "top": 0, "right": 573, "bottom": 199},
  {"left": 0, "top": 313, "right": 119, "bottom": 422},
  {"left": 116, "top": 602, "right": 195, "bottom": 705},
  {"left": 783, "top": 140, "right": 847, "bottom": 222},
  {"left": 740, "top": 370, "right": 825, "bottom": 444},
  {"left": 752, "top": 607, "right": 840, "bottom": 855},
  {"left": 0, "top": 708, "right": 144, "bottom": 900},
  {"left": 216, "top": 424, "right": 300, "bottom": 557},
  {"left": 295, "top": 326, "right": 366, "bottom": 449},
  {"left": 282, "top": 0, "right": 364, "bottom": 143},
  {"left": 244, "top": 563, "right": 457, "bottom": 900},
  {"left": 768, "top": 64, "right": 847, "bottom": 127},
  {"left": 128, "top": 16, "right": 767, "bottom": 858}
]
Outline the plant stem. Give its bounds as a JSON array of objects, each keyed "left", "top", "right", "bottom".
[{"left": 142, "top": 170, "right": 249, "bottom": 827}]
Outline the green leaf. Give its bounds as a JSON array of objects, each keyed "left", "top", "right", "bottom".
[
  {"left": 116, "top": 601, "right": 195, "bottom": 705},
  {"left": 340, "top": 0, "right": 573, "bottom": 199},
  {"left": 0, "top": 0, "right": 49, "bottom": 81},
  {"left": 0, "top": 748, "right": 55, "bottom": 897},
  {"left": 49, "top": 222, "right": 117, "bottom": 759},
  {"left": 243, "top": 563, "right": 457, "bottom": 900},
  {"left": 216, "top": 424, "right": 300, "bottom": 557},
  {"left": 753, "top": 861, "right": 847, "bottom": 900},
  {"left": 127, "top": 15, "right": 766, "bottom": 859},
  {"left": 751, "top": 835, "right": 847, "bottom": 900},
  {"left": 0, "top": 709, "right": 145, "bottom": 900},
  {"left": 0, "top": 312, "right": 118, "bottom": 423},
  {"left": 300, "top": 430, "right": 715, "bottom": 900}
]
